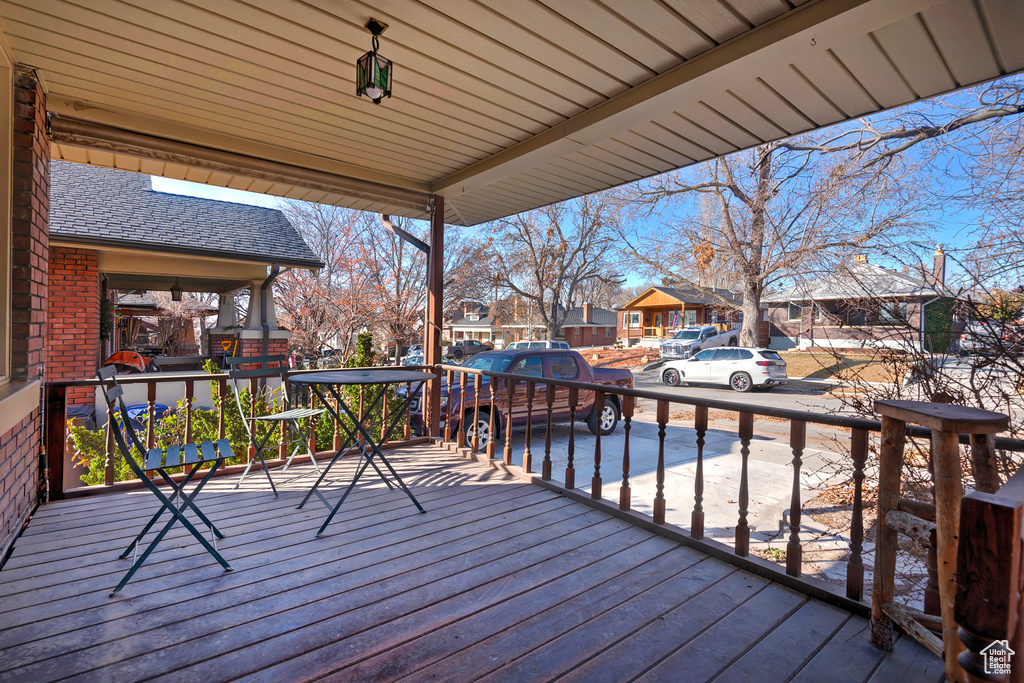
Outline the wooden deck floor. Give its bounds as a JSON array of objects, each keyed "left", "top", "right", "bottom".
[{"left": 0, "top": 444, "right": 941, "bottom": 682}]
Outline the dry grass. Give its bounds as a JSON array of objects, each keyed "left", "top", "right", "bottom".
[{"left": 780, "top": 351, "right": 905, "bottom": 384}]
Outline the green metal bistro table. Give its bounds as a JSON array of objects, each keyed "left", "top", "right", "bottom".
[{"left": 291, "top": 369, "right": 433, "bottom": 536}]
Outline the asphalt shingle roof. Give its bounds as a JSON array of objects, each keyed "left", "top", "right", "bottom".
[
  {"left": 50, "top": 161, "right": 323, "bottom": 269},
  {"left": 560, "top": 306, "right": 617, "bottom": 327},
  {"left": 763, "top": 262, "right": 943, "bottom": 303}
]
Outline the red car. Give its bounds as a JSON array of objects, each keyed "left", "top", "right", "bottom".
[{"left": 408, "top": 349, "right": 633, "bottom": 450}]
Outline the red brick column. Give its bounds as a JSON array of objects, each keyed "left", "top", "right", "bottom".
[
  {"left": 1, "top": 68, "right": 48, "bottom": 557},
  {"left": 46, "top": 247, "right": 100, "bottom": 405},
  {"left": 11, "top": 68, "right": 48, "bottom": 382}
]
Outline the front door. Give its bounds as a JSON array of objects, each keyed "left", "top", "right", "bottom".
[{"left": 654, "top": 313, "right": 662, "bottom": 330}]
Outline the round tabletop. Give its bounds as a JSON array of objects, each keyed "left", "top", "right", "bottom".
[{"left": 289, "top": 369, "right": 435, "bottom": 386}]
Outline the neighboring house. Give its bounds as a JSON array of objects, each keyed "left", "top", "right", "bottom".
[
  {"left": 48, "top": 160, "right": 323, "bottom": 405},
  {"left": 448, "top": 303, "right": 502, "bottom": 345},
  {"left": 763, "top": 248, "right": 955, "bottom": 352},
  {"left": 616, "top": 285, "right": 745, "bottom": 344},
  {"left": 560, "top": 303, "right": 618, "bottom": 347}
]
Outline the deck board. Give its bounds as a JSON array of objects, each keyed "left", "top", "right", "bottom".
[{"left": 0, "top": 443, "right": 942, "bottom": 682}]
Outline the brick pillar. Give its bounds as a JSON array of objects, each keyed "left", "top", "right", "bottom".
[
  {"left": 1, "top": 68, "right": 48, "bottom": 558},
  {"left": 46, "top": 247, "right": 100, "bottom": 404},
  {"left": 11, "top": 68, "right": 48, "bottom": 382}
]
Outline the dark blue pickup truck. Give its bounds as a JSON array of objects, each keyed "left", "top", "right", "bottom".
[{"left": 408, "top": 349, "right": 633, "bottom": 451}]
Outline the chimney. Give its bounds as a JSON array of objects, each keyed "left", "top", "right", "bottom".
[
  {"left": 853, "top": 254, "right": 868, "bottom": 263},
  {"left": 932, "top": 244, "right": 945, "bottom": 287},
  {"left": 583, "top": 302, "right": 594, "bottom": 324},
  {"left": 463, "top": 302, "right": 470, "bottom": 318}
]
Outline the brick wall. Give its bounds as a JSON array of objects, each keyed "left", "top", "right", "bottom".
[
  {"left": 2, "top": 69, "right": 48, "bottom": 558},
  {"left": 46, "top": 247, "right": 100, "bottom": 405},
  {"left": 564, "top": 326, "right": 615, "bottom": 348},
  {"left": 0, "top": 410, "right": 41, "bottom": 559}
]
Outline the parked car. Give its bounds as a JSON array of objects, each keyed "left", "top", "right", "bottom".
[
  {"left": 958, "top": 321, "right": 1024, "bottom": 356},
  {"left": 661, "top": 347, "right": 787, "bottom": 392},
  {"left": 660, "top": 325, "right": 739, "bottom": 360},
  {"left": 406, "top": 349, "right": 633, "bottom": 449},
  {"left": 401, "top": 350, "right": 424, "bottom": 366},
  {"left": 442, "top": 339, "right": 492, "bottom": 360},
  {"left": 505, "top": 340, "right": 571, "bottom": 350}
]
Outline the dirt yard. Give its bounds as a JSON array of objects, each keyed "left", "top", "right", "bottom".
[{"left": 780, "top": 351, "right": 905, "bottom": 384}]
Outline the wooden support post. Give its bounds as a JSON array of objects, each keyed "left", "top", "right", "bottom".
[
  {"left": 44, "top": 384, "right": 67, "bottom": 501},
  {"left": 933, "top": 427, "right": 967, "bottom": 682},
  {"left": 424, "top": 195, "right": 444, "bottom": 438},
  {"left": 871, "top": 414, "right": 907, "bottom": 650}
]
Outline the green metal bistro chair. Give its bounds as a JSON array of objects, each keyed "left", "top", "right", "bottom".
[
  {"left": 97, "top": 366, "right": 233, "bottom": 597},
  {"left": 225, "top": 354, "right": 325, "bottom": 497}
]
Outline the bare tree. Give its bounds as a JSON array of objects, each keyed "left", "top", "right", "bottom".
[
  {"left": 618, "top": 141, "right": 923, "bottom": 345},
  {"left": 276, "top": 202, "right": 368, "bottom": 358},
  {"left": 489, "top": 194, "right": 623, "bottom": 339}
]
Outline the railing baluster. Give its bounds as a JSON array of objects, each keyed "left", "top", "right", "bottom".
[
  {"left": 456, "top": 371, "right": 466, "bottom": 448},
  {"left": 848, "top": 428, "right": 868, "bottom": 600},
  {"left": 565, "top": 387, "right": 578, "bottom": 489},
  {"left": 472, "top": 374, "right": 481, "bottom": 454},
  {"left": 248, "top": 376, "right": 257, "bottom": 462},
  {"left": 619, "top": 395, "right": 633, "bottom": 511},
  {"left": 380, "top": 385, "right": 389, "bottom": 443},
  {"left": 692, "top": 405, "right": 707, "bottom": 539},
  {"left": 217, "top": 377, "right": 227, "bottom": 441},
  {"left": 487, "top": 378, "right": 497, "bottom": 459},
  {"left": 146, "top": 381, "right": 156, "bottom": 450},
  {"left": 543, "top": 384, "right": 554, "bottom": 480},
  {"left": 104, "top": 399, "right": 115, "bottom": 487},
  {"left": 279, "top": 375, "right": 289, "bottom": 460},
  {"left": 787, "top": 420, "right": 806, "bottom": 577},
  {"left": 592, "top": 389, "right": 604, "bottom": 499},
  {"left": 736, "top": 412, "right": 753, "bottom": 556},
  {"left": 403, "top": 382, "right": 412, "bottom": 441},
  {"left": 444, "top": 370, "right": 453, "bottom": 444},
  {"left": 504, "top": 380, "right": 517, "bottom": 466},
  {"left": 184, "top": 380, "right": 194, "bottom": 445},
  {"left": 523, "top": 380, "right": 534, "bottom": 473},
  {"left": 654, "top": 399, "right": 668, "bottom": 524}
]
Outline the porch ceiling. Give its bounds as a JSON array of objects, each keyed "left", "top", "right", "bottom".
[{"left": 1, "top": 0, "right": 1022, "bottom": 226}]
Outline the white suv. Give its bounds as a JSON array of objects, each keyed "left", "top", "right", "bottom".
[
  {"left": 506, "top": 340, "right": 570, "bottom": 350},
  {"left": 661, "top": 347, "right": 788, "bottom": 392}
]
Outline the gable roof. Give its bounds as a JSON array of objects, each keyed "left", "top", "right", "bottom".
[
  {"left": 49, "top": 161, "right": 324, "bottom": 270},
  {"left": 763, "top": 262, "right": 943, "bottom": 303},
  {"left": 618, "top": 285, "right": 741, "bottom": 310},
  {"left": 561, "top": 306, "right": 617, "bottom": 327}
]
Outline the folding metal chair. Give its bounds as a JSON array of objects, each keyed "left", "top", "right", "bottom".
[
  {"left": 97, "top": 366, "right": 233, "bottom": 597},
  {"left": 225, "top": 354, "right": 325, "bottom": 497}
]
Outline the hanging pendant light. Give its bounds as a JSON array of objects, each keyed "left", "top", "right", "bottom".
[
  {"left": 356, "top": 18, "right": 392, "bottom": 104},
  {"left": 170, "top": 278, "right": 182, "bottom": 302}
]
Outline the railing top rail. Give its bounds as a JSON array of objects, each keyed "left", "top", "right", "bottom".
[
  {"left": 44, "top": 365, "right": 434, "bottom": 387},
  {"left": 438, "top": 363, "right": 1024, "bottom": 451}
]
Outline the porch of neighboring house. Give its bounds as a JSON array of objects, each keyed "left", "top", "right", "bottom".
[
  {"left": 616, "top": 286, "right": 748, "bottom": 346},
  {"left": 0, "top": 443, "right": 942, "bottom": 682}
]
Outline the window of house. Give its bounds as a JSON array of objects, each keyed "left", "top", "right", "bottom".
[
  {"left": 628, "top": 312, "right": 641, "bottom": 327},
  {"left": 710, "top": 310, "right": 719, "bottom": 324},
  {"left": 684, "top": 310, "right": 696, "bottom": 327},
  {"left": 788, "top": 303, "right": 802, "bottom": 321},
  {"left": 605, "top": 327, "right": 611, "bottom": 337},
  {"left": 880, "top": 301, "right": 908, "bottom": 323},
  {"left": 813, "top": 303, "right": 823, "bottom": 322}
]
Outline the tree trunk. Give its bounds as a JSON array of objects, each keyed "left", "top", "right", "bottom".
[{"left": 740, "top": 276, "right": 760, "bottom": 347}]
